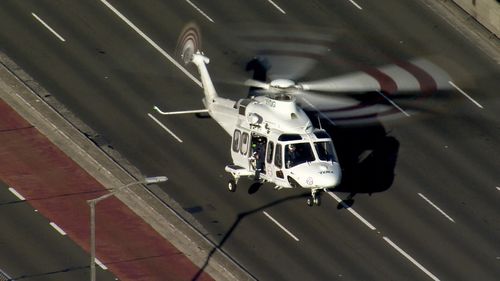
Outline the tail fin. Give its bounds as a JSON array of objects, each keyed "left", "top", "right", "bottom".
[{"left": 191, "top": 51, "right": 218, "bottom": 104}]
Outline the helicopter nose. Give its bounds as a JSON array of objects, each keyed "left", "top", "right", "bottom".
[{"left": 312, "top": 162, "right": 341, "bottom": 188}]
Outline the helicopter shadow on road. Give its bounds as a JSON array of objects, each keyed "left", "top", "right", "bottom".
[{"left": 307, "top": 112, "right": 400, "bottom": 208}]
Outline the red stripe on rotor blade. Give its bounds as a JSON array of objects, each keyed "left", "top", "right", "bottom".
[
  {"left": 362, "top": 68, "right": 398, "bottom": 94},
  {"left": 396, "top": 61, "right": 437, "bottom": 96}
]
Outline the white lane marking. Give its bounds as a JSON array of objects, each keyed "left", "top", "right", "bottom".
[
  {"left": 267, "top": 0, "right": 286, "bottom": 14},
  {"left": 184, "top": 0, "right": 214, "bottom": 22},
  {"left": 263, "top": 211, "right": 300, "bottom": 241},
  {"left": 348, "top": 0, "right": 363, "bottom": 10},
  {"left": 383, "top": 237, "right": 440, "bottom": 281},
  {"left": 49, "top": 222, "right": 67, "bottom": 235},
  {"left": 147, "top": 113, "right": 183, "bottom": 143},
  {"left": 327, "top": 192, "right": 376, "bottom": 230},
  {"left": 8, "top": 187, "right": 26, "bottom": 200},
  {"left": 496, "top": 186, "right": 500, "bottom": 191},
  {"left": 95, "top": 258, "right": 108, "bottom": 270},
  {"left": 31, "top": 13, "right": 66, "bottom": 42},
  {"left": 377, "top": 91, "right": 411, "bottom": 117},
  {"left": 418, "top": 193, "right": 455, "bottom": 223},
  {"left": 448, "top": 81, "right": 483, "bottom": 109},
  {"left": 98, "top": 0, "right": 202, "bottom": 88}
]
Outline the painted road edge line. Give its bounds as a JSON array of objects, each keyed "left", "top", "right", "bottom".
[
  {"left": 267, "top": 0, "right": 286, "bottom": 14},
  {"left": 417, "top": 193, "right": 455, "bottom": 223},
  {"left": 99, "top": 0, "right": 202, "bottom": 88},
  {"left": 8, "top": 187, "right": 26, "bottom": 201},
  {"left": 95, "top": 258, "right": 108, "bottom": 270},
  {"left": 383, "top": 237, "right": 440, "bottom": 281},
  {"left": 147, "top": 113, "right": 183, "bottom": 143},
  {"left": 49, "top": 222, "right": 67, "bottom": 235},
  {"left": 327, "top": 191, "right": 376, "bottom": 230},
  {"left": 448, "top": 81, "right": 483, "bottom": 109},
  {"left": 31, "top": 13, "right": 66, "bottom": 42},
  {"left": 184, "top": 0, "right": 214, "bottom": 22},
  {"left": 263, "top": 211, "right": 300, "bottom": 241}
]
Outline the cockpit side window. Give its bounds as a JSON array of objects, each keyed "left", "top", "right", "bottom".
[
  {"left": 314, "top": 141, "right": 337, "bottom": 162},
  {"left": 274, "top": 143, "right": 282, "bottom": 168},
  {"left": 266, "top": 141, "right": 274, "bottom": 164},
  {"left": 232, "top": 130, "right": 241, "bottom": 152},
  {"left": 285, "top": 142, "right": 315, "bottom": 168}
]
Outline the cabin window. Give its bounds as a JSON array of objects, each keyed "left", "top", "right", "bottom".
[
  {"left": 232, "top": 130, "right": 241, "bottom": 152},
  {"left": 266, "top": 141, "right": 274, "bottom": 164},
  {"left": 241, "top": 132, "right": 249, "bottom": 155},
  {"left": 274, "top": 143, "right": 282, "bottom": 168}
]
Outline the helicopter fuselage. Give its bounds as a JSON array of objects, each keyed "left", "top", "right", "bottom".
[{"left": 191, "top": 52, "right": 341, "bottom": 205}]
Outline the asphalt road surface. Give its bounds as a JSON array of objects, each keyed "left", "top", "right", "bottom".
[
  {"left": 0, "top": 182, "right": 117, "bottom": 281},
  {"left": 0, "top": 0, "right": 499, "bottom": 280}
]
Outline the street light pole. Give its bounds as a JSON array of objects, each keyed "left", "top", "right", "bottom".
[{"left": 87, "top": 176, "right": 167, "bottom": 281}]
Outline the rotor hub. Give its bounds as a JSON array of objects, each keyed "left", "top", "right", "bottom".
[{"left": 270, "top": 79, "right": 296, "bottom": 90}]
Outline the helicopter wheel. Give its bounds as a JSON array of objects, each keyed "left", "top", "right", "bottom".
[
  {"left": 313, "top": 196, "right": 321, "bottom": 206},
  {"left": 307, "top": 197, "right": 313, "bottom": 207},
  {"left": 228, "top": 179, "right": 237, "bottom": 192}
]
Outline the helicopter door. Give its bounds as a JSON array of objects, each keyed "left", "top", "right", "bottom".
[
  {"left": 273, "top": 143, "right": 287, "bottom": 185},
  {"left": 250, "top": 135, "right": 267, "bottom": 174}
]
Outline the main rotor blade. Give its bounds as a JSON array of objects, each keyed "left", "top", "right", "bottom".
[
  {"left": 299, "top": 72, "right": 381, "bottom": 93},
  {"left": 244, "top": 79, "right": 270, "bottom": 89},
  {"left": 299, "top": 58, "right": 452, "bottom": 94}
]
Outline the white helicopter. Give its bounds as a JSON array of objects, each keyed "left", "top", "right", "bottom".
[{"left": 155, "top": 51, "right": 342, "bottom": 206}]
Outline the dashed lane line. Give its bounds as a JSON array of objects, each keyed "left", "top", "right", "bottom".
[
  {"left": 183, "top": 0, "right": 214, "bottom": 23},
  {"left": 418, "top": 193, "right": 455, "bottom": 223},
  {"left": 327, "top": 192, "right": 441, "bottom": 280},
  {"left": 49, "top": 222, "right": 67, "bottom": 235},
  {"left": 31, "top": 12, "right": 66, "bottom": 42},
  {"left": 384, "top": 237, "right": 440, "bottom": 281},
  {"left": 348, "top": 0, "right": 363, "bottom": 10},
  {"left": 327, "top": 191, "right": 376, "bottom": 230},
  {"left": 448, "top": 81, "right": 483, "bottom": 109},
  {"left": 8, "top": 187, "right": 25, "bottom": 201},
  {"left": 266, "top": 0, "right": 286, "bottom": 14},
  {"left": 147, "top": 113, "right": 183, "bottom": 143},
  {"left": 263, "top": 211, "right": 300, "bottom": 241}
]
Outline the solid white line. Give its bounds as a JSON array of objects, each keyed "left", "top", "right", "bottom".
[
  {"left": 377, "top": 91, "right": 411, "bottom": 117},
  {"left": 184, "top": 0, "right": 215, "bottom": 22},
  {"left": 95, "top": 258, "right": 108, "bottom": 270},
  {"left": 448, "top": 81, "right": 483, "bottom": 109},
  {"left": 383, "top": 237, "right": 440, "bottom": 281},
  {"left": 147, "top": 113, "right": 183, "bottom": 143},
  {"left": 267, "top": 0, "right": 286, "bottom": 14},
  {"left": 31, "top": 13, "right": 66, "bottom": 42},
  {"left": 8, "top": 187, "right": 26, "bottom": 201},
  {"left": 496, "top": 186, "right": 500, "bottom": 191},
  {"left": 418, "top": 193, "right": 455, "bottom": 223},
  {"left": 348, "top": 0, "right": 363, "bottom": 10},
  {"left": 49, "top": 222, "right": 67, "bottom": 235},
  {"left": 98, "top": 0, "right": 202, "bottom": 88},
  {"left": 263, "top": 211, "right": 299, "bottom": 241},
  {"left": 327, "top": 192, "right": 376, "bottom": 230}
]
